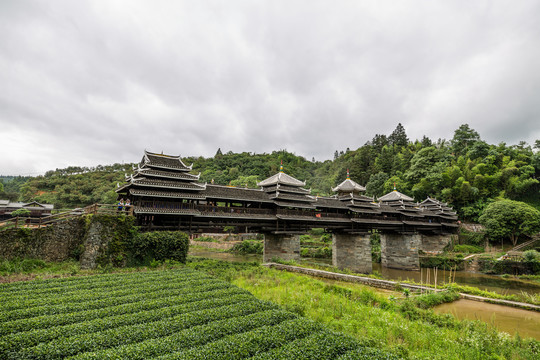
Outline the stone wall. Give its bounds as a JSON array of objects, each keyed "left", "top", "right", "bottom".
[
  {"left": 0, "top": 215, "right": 137, "bottom": 269},
  {"left": 190, "top": 240, "right": 241, "bottom": 250},
  {"left": 421, "top": 234, "right": 454, "bottom": 254},
  {"left": 332, "top": 233, "right": 372, "bottom": 274},
  {"left": 0, "top": 218, "right": 86, "bottom": 262},
  {"left": 381, "top": 233, "right": 421, "bottom": 270},
  {"left": 263, "top": 233, "right": 300, "bottom": 262},
  {"left": 461, "top": 223, "right": 485, "bottom": 233}
]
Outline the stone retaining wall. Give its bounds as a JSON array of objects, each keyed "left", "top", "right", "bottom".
[
  {"left": 190, "top": 240, "right": 240, "bottom": 250},
  {"left": 0, "top": 218, "right": 86, "bottom": 262}
]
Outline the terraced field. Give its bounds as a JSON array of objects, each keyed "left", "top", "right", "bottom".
[{"left": 0, "top": 268, "right": 396, "bottom": 359}]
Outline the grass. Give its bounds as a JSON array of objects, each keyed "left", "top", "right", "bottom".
[{"left": 187, "top": 258, "right": 540, "bottom": 359}]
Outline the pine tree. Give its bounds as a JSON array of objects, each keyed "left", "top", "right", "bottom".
[{"left": 388, "top": 123, "right": 408, "bottom": 148}]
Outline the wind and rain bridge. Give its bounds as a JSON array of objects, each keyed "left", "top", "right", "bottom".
[{"left": 116, "top": 151, "right": 459, "bottom": 273}]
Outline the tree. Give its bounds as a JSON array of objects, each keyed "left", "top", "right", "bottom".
[
  {"left": 388, "top": 123, "right": 408, "bottom": 148},
  {"left": 451, "top": 124, "right": 480, "bottom": 156},
  {"left": 479, "top": 199, "right": 540, "bottom": 247},
  {"left": 11, "top": 208, "right": 30, "bottom": 217},
  {"left": 215, "top": 148, "right": 223, "bottom": 157},
  {"left": 365, "top": 172, "right": 389, "bottom": 197}
]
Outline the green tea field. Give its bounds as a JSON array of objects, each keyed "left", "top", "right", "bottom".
[{"left": 0, "top": 269, "right": 396, "bottom": 359}]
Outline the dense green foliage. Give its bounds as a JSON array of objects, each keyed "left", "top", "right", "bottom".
[
  {"left": 18, "top": 164, "right": 132, "bottom": 208},
  {"left": 8, "top": 124, "right": 540, "bottom": 223},
  {"left": 452, "top": 244, "right": 484, "bottom": 254},
  {"left": 480, "top": 199, "right": 540, "bottom": 246},
  {"left": 229, "top": 239, "right": 263, "bottom": 255},
  {"left": 129, "top": 231, "right": 190, "bottom": 265},
  {"left": 0, "top": 268, "right": 392, "bottom": 360}
]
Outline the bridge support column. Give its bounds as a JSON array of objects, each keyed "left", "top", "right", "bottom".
[
  {"left": 263, "top": 234, "right": 300, "bottom": 262},
  {"left": 380, "top": 233, "right": 420, "bottom": 270},
  {"left": 421, "top": 234, "right": 454, "bottom": 254},
  {"left": 332, "top": 233, "right": 372, "bottom": 274}
]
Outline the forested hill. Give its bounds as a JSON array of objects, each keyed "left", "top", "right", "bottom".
[{"left": 4, "top": 124, "right": 540, "bottom": 221}]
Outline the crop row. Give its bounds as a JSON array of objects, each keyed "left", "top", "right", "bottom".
[
  {"left": 1, "top": 269, "right": 208, "bottom": 300},
  {"left": 1, "top": 282, "right": 238, "bottom": 335},
  {"left": 13, "top": 300, "right": 277, "bottom": 359},
  {"left": 0, "top": 288, "right": 251, "bottom": 351},
  {"left": 1, "top": 275, "right": 219, "bottom": 313},
  {"left": 67, "top": 309, "right": 298, "bottom": 360},
  {"left": 0, "top": 278, "right": 225, "bottom": 323},
  {"left": 0, "top": 268, "right": 202, "bottom": 294},
  {"left": 156, "top": 317, "right": 324, "bottom": 359},
  {"left": 248, "top": 331, "right": 371, "bottom": 360}
]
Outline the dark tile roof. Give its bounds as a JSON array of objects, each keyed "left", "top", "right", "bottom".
[
  {"left": 257, "top": 172, "right": 306, "bottom": 187},
  {"left": 204, "top": 185, "right": 273, "bottom": 203},
  {"left": 332, "top": 178, "right": 366, "bottom": 193},
  {"left": 131, "top": 177, "right": 206, "bottom": 190},
  {"left": 378, "top": 190, "right": 414, "bottom": 202},
  {"left": 136, "top": 167, "right": 200, "bottom": 181},
  {"left": 269, "top": 193, "right": 315, "bottom": 203},
  {"left": 273, "top": 201, "right": 316, "bottom": 209},
  {"left": 142, "top": 150, "right": 192, "bottom": 171},
  {"left": 129, "top": 189, "right": 206, "bottom": 199},
  {"left": 264, "top": 184, "right": 311, "bottom": 195}
]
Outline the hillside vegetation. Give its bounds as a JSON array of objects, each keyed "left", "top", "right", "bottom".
[{"left": 5, "top": 124, "right": 539, "bottom": 221}]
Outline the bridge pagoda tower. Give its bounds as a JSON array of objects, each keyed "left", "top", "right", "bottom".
[
  {"left": 257, "top": 166, "right": 314, "bottom": 262},
  {"left": 331, "top": 173, "right": 373, "bottom": 274}
]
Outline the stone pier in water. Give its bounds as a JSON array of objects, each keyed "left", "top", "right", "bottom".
[
  {"left": 263, "top": 233, "right": 301, "bottom": 262},
  {"left": 381, "top": 233, "right": 421, "bottom": 271},
  {"left": 332, "top": 233, "right": 372, "bottom": 274}
]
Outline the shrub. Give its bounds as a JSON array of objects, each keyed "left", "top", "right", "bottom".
[
  {"left": 230, "top": 240, "right": 263, "bottom": 255},
  {"left": 129, "top": 231, "right": 189, "bottom": 265},
  {"left": 453, "top": 244, "right": 483, "bottom": 254},
  {"left": 523, "top": 250, "right": 540, "bottom": 262}
]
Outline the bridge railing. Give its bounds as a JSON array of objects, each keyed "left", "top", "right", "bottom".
[{"left": 195, "top": 204, "right": 274, "bottom": 216}]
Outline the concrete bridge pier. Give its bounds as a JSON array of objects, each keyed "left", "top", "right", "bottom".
[
  {"left": 380, "top": 233, "right": 421, "bottom": 271},
  {"left": 263, "top": 233, "right": 301, "bottom": 262},
  {"left": 332, "top": 233, "right": 372, "bottom": 274},
  {"left": 421, "top": 234, "right": 454, "bottom": 253}
]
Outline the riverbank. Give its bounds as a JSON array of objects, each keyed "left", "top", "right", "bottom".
[{"left": 264, "top": 262, "right": 540, "bottom": 312}]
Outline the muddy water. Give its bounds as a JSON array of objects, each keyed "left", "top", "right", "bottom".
[{"left": 435, "top": 299, "right": 540, "bottom": 340}]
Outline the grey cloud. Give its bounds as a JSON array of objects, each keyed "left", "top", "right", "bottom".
[{"left": 1, "top": 0, "right": 540, "bottom": 175}]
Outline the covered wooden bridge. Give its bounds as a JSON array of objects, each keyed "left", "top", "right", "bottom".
[{"left": 116, "top": 150, "right": 459, "bottom": 273}]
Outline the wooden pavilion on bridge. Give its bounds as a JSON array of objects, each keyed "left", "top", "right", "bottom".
[{"left": 116, "top": 150, "right": 459, "bottom": 273}]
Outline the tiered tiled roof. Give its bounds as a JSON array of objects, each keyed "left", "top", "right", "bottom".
[
  {"left": 378, "top": 190, "right": 424, "bottom": 217},
  {"left": 117, "top": 150, "right": 206, "bottom": 200},
  {"left": 141, "top": 150, "right": 193, "bottom": 170},
  {"left": 332, "top": 175, "right": 379, "bottom": 214},
  {"left": 257, "top": 170, "right": 315, "bottom": 209},
  {"left": 419, "top": 197, "right": 458, "bottom": 220}
]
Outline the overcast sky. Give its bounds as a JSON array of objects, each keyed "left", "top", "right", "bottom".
[{"left": 1, "top": 0, "right": 539, "bottom": 175}]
